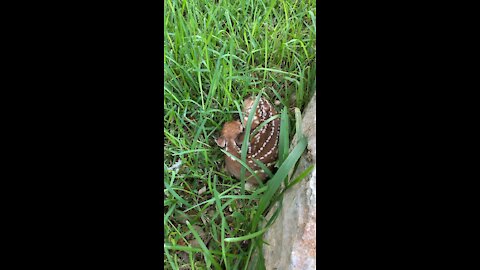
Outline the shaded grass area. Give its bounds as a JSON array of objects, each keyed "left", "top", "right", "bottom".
[{"left": 164, "top": 0, "right": 316, "bottom": 268}]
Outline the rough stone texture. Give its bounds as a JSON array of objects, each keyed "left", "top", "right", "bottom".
[{"left": 263, "top": 92, "right": 316, "bottom": 270}]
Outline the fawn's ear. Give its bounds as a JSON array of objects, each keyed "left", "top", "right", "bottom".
[{"left": 215, "top": 136, "right": 226, "bottom": 147}]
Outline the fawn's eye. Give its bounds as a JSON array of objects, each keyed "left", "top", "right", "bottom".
[{"left": 234, "top": 133, "right": 244, "bottom": 147}]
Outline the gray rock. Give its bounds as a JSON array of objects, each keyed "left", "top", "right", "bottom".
[{"left": 263, "top": 92, "right": 316, "bottom": 270}]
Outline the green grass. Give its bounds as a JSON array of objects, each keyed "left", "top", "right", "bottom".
[{"left": 164, "top": 0, "right": 316, "bottom": 268}]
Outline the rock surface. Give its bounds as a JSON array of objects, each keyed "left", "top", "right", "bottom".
[{"left": 263, "top": 92, "right": 317, "bottom": 270}]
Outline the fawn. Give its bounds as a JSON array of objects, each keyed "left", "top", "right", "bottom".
[{"left": 215, "top": 96, "right": 280, "bottom": 186}]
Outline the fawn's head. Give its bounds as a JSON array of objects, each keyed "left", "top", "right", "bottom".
[{"left": 215, "top": 120, "right": 243, "bottom": 148}]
